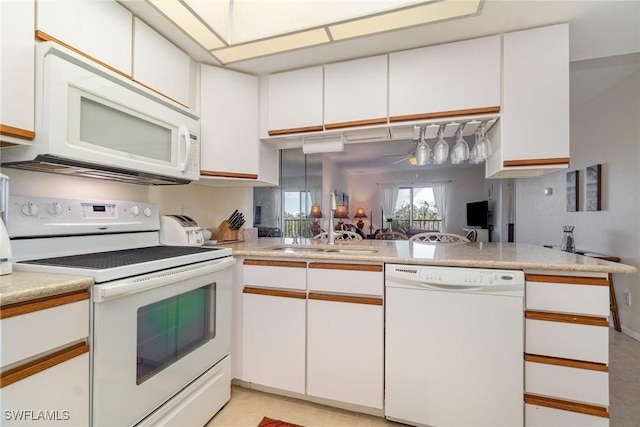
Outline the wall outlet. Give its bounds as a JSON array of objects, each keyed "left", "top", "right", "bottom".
[{"left": 623, "top": 291, "right": 632, "bottom": 306}]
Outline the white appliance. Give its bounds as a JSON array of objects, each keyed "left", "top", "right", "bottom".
[
  {"left": 1, "top": 42, "right": 200, "bottom": 185},
  {"left": 385, "top": 264, "right": 524, "bottom": 427},
  {"left": 8, "top": 196, "right": 234, "bottom": 427},
  {"left": 0, "top": 173, "right": 11, "bottom": 275},
  {"left": 160, "top": 215, "right": 204, "bottom": 246}
]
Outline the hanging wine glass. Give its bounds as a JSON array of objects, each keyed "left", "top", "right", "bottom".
[
  {"left": 433, "top": 126, "right": 449, "bottom": 164},
  {"left": 481, "top": 123, "right": 492, "bottom": 158},
  {"left": 469, "top": 128, "right": 483, "bottom": 164},
  {"left": 451, "top": 127, "right": 469, "bottom": 164},
  {"left": 415, "top": 127, "right": 432, "bottom": 166}
]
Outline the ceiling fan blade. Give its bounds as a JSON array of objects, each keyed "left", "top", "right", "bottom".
[
  {"left": 381, "top": 153, "right": 411, "bottom": 158},
  {"left": 391, "top": 156, "right": 412, "bottom": 164}
]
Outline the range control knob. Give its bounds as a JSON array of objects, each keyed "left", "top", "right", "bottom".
[
  {"left": 21, "top": 202, "right": 39, "bottom": 217},
  {"left": 143, "top": 207, "right": 152, "bottom": 217},
  {"left": 131, "top": 206, "right": 140, "bottom": 216},
  {"left": 47, "top": 202, "right": 64, "bottom": 216}
]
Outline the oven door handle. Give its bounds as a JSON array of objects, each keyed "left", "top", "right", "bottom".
[{"left": 95, "top": 257, "right": 236, "bottom": 302}]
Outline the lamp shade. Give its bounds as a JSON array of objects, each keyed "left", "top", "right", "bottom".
[
  {"left": 354, "top": 207, "right": 367, "bottom": 219},
  {"left": 309, "top": 204, "right": 323, "bottom": 218},
  {"left": 333, "top": 203, "right": 349, "bottom": 219}
]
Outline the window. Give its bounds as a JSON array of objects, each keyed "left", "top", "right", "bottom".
[
  {"left": 284, "top": 190, "right": 313, "bottom": 237},
  {"left": 393, "top": 187, "right": 440, "bottom": 231}
]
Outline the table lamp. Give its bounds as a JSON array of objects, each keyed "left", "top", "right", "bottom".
[
  {"left": 308, "top": 204, "right": 323, "bottom": 236},
  {"left": 333, "top": 203, "right": 349, "bottom": 230},
  {"left": 354, "top": 207, "right": 367, "bottom": 230}
]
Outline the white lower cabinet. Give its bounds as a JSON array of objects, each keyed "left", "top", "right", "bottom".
[
  {"left": 242, "top": 291, "right": 306, "bottom": 394},
  {"left": 307, "top": 297, "right": 383, "bottom": 408},
  {"left": 0, "top": 352, "right": 89, "bottom": 427},
  {"left": 524, "top": 271, "right": 611, "bottom": 426}
]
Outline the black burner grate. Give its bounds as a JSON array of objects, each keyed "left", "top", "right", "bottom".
[{"left": 23, "top": 246, "right": 222, "bottom": 270}]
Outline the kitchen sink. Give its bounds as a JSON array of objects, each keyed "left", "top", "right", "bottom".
[{"left": 267, "top": 245, "right": 379, "bottom": 254}]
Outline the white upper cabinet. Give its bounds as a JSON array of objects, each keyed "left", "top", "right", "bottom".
[
  {"left": 200, "top": 64, "right": 259, "bottom": 179},
  {"left": 486, "top": 24, "right": 570, "bottom": 178},
  {"left": 389, "top": 35, "right": 501, "bottom": 121},
  {"left": 1, "top": 0, "right": 35, "bottom": 145},
  {"left": 324, "top": 55, "right": 388, "bottom": 129},
  {"left": 133, "top": 18, "right": 191, "bottom": 107},
  {"left": 36, "top": 0, "right": 133, "bottom": 76},
  {"left": 267, "top": 66, "right": 323, "bottom": 135}
]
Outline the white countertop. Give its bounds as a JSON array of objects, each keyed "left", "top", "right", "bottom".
[{"left": 212, "top": 238, "right": 637, "bottom": 274}]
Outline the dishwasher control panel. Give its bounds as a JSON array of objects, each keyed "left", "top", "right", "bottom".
[{"left": 385, "top": 264, "right": 525, "bottom": 290}]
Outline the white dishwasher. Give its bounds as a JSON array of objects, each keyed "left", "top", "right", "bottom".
[{"left": 385, "top": 264, "right": 524, "bottom": 427}]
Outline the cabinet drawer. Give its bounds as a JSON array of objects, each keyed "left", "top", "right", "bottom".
[
  {"left": 308, "top": 263, "right": 383, "bottom": 296},
  {"left": 525, "top": 360, "right": 608, "bottom": 405},
  {"left": 1, "top": 295, "right": 89, "bottom": 368},
  {"left": 525, "top": 318, "right": 608, "bottom": 364},
  {"left": 243, "top": 259, "right": 306, "bottom": 290},
  {"left": 525, "top": 403, "right": 608, "bottom": 427},
  {"left": 0, "top": 352, "right": 89, "bottom": 426},
  {"left": 526, "top": 275, "right": 609, "bottom": 316}
]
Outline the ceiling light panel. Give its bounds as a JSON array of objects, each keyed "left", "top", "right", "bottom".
[
  {"left": 329, "top": 0, "right": 481, "bottom": 40},
  {"left": 148, "top": 0, "right": 226, "bottom": 49},
  {"left": 211, "top": 28, "right": 330, "bottom": 64},
  {"left": 230, "top": 0, "right": 423, "bottom": 44},
  {"left": 183, "top": 0, "right": 230, "bottom": 42}
]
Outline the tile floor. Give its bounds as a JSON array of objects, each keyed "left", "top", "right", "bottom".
[{"left": 208, "top": 329, "right": 640, "bottom": 427}]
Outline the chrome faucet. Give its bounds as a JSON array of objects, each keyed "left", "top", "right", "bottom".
[{"left": 328, "top": 192, "right": 339, "bottom": 245}]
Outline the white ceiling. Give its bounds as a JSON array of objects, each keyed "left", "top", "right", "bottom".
[{"left": 119, "top": 0, "right": 640, "bottom": 175}]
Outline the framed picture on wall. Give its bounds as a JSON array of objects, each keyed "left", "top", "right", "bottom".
[
  {"left": 586, "top": 164, "right": 602, "bottom": 211},
  {"left": 566, "top": 170, "right": 579, "bottom": 212}
]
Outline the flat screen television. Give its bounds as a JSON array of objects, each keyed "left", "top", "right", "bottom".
[{"left": 466, "top": 200, "right": 489, "bottom": 229}]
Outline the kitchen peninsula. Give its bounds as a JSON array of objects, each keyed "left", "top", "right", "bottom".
[{"left": 223, "top": 238, "right": 635, "bottom": 427}]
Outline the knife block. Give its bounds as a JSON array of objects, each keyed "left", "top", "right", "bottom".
[{"left": 214, "top": 220, "right": 238, "bottom": 241}]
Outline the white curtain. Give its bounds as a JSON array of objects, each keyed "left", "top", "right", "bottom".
[
  {"left": 432, "top": 181, "right": 450, "bottom": 232},
  {"left": 308, "top": 188, "right": 322, "bottom": 210},
  {"left": 378, "top": 183, "right": 399, "bottom": 231}
]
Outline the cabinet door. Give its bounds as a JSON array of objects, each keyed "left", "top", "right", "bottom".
[
  {"left": 133, "top": 18, "right": 191, "bottom": 107},
  {"left": 267, "top": 66, "right": 323, "bottom": 135},
  {"left": 501, "top": 24, "right": 569, "bottom": 165},
  {"left": 0, "top": 0, "right": 35, "bottom": 144},
  {"left": 324, "top": 55, "right": 388, "bottom": 129},
  {"left": 0, "top": 352, "right": 90, "bottom": 426},
  {"left": 389, "top": 35, "right": 501, "bottom": 121},
  {"left": 307, "top": 297, "right": 383, "bottom": 408},
  {"left": 200, "top": 64, "right": 259, "bottom": 179},
  {"left": 241, "top": 290, "right": 306, "bottom": 394},
  {"left": 36, "top": 0, "right": 132, "bottom": 76}
]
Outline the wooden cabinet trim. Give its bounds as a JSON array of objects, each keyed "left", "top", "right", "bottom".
[
  {"left": 503, "top": 157, "right": 570, "bottom": 167},
  {"left": 526, "top": 274, "right": 609, "bottom": 286},
  {"left": 389, "top": 106, "right": 500, "bottom": 123},
  {"left": 525, "top": 353, "right": 608, "bottom": 372},
  {"left": 243, "top": 286, "right": 306, "bottom": 300},
  {"left": 200, "top": 170, "right": 259, "bottom": 180},
  {"left": 0, "top": 342, "right": 89, "bottom": 388},
  {"left": 308, "top": 292, "right": 382, "bottom": 306},
  {"left": 35, "top": 30, "right": 131, "bottom": 79},
  {"left": 0, "top": 124, "right": 35, "bottom": 140},
  {"left": 524, "top": 393, "right": 609, "bottom": 419},
  {"left": 525, "top": 310, "right": 609, "bottom": 327},
  {"left": 0, "top": 290, "right": 90, "bottom": 320},
  {"left": 308, "top": 262, "right": 383, "bottom": 272},
  {"left": 268, "top": 125, "right": 324, "bottom": 136},
  {"left": 243, "top": 259, "right": 307, "bottom": 268},
  {"left": 324, "top": 118, "right": 387, "bottom": 130}
]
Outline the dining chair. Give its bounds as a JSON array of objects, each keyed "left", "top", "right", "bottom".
[
  {"left": 409, "top": 232, "right": 470, "bottom": 243},
  {"left": 313, "top": 231, "right": 362, "bottom": 241},
  {"left": 464, "top": 229, "right": 478, "bottom": 242},
  {"left": 375, "top": 231, "right": 409, "bottom": 240}
]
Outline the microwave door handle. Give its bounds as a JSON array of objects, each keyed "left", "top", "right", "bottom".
[{"left": 178, "top": 126, "right": 191, "bottom": 172}]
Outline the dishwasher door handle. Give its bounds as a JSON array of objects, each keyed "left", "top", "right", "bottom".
[{"left": 387, "top": 280, "right": 482, "bottom": 292}]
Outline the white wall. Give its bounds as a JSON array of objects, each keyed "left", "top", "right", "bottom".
[
  {"left": 347, "top": 166, "right": 489, "bottom": 236},
  {"left": 515, "top": 61, "right": 640, "bottom": 338}
]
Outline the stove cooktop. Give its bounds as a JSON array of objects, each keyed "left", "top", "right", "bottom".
[{"left": 23, "top": 246, "right": 224, "bottom": 270}]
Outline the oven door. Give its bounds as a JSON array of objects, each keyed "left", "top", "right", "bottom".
[{"left": 91, "top": 257, "right": 234, "bottom": 427}]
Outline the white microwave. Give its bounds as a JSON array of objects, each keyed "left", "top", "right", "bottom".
[{"left": 2, "top": 42, "right": 200, "bottom": 185}]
